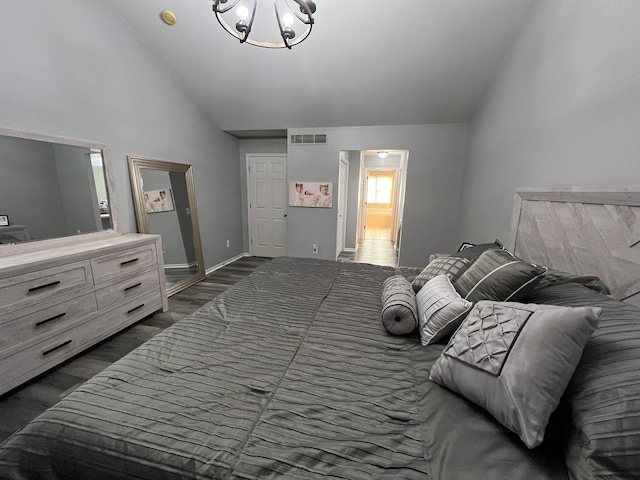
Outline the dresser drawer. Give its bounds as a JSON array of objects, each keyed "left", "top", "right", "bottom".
[
  {"left": 0, "top": 293, "right": 163, "bottom": 396},
  {"left": 95, "top": 267, "right": 160, "bottom": 310},
  {"left": 0, "top": 318, "right": 97, "bottom": 394},
  {"left": 0, "top": 292, "right": 97, "bottom": 353},
  {"left": 97, "top": 292, "right": 164, "bottom": 331},
  {"left": 0, "top": 261, "right": 93, "bottom": 315},
  {"left": 91, "top": 244, "right": 158, "bottom": 284}
]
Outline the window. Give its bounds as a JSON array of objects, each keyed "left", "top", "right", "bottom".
[{"left": 367, "top": 175, "right": 393, "bottom": 204}]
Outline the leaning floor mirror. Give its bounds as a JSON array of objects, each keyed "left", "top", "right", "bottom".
[{"left": 128, "top": 156, "right": 205, "bottom": 296}]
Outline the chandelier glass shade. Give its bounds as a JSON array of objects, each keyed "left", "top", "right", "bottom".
[{"left": 212, "top": 0, "right": 316, "bottom": 49}]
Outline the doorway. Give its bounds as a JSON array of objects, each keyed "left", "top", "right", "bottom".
[
  {"left": 358, "top": 151, "right": 408, "bottom": 249},
  {"left": 338, "top": 149, "right": 408, "bottom": 267},
  {"left": 246, "top": 153, "right": 288, "bottom": 257},
  {"left": 364, "top": 169, "right": 396, "bottom": 240}
]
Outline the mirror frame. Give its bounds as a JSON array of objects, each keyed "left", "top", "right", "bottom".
[
  {"left": 127, "top": 156, "right": 206, "bottom": 296},
  {"left": 0, "top": 126, "right": 119, "bottom": 258}
]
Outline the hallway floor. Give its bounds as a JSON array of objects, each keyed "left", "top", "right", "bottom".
[{"left": 338, "top": 228, "right": 398, "bottom": 267}]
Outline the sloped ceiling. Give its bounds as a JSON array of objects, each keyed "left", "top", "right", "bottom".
[{"left": 107, "top": 0, "right": 537, "bottom": 134}]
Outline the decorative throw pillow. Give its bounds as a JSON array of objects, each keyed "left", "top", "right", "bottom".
[
  {"left": 411, "top": 255, "right": 472, "bottom": 293},
  {"left": 528, "top": 267, "right": 611, "bottom": 296},
  {"left": 416, "top": 274, "right": 473, "bottom": 345},
  {"left": 450, "top": 241, "right": 504, "bottom": 262},
  {"left": 429, "top": 301, "right": 601, "bottom": 448},
  {"left": 454, "top": 249, "right": 547, "bottom": 303},
  {"left": 380, "top": 275, "right": 418, "bottom": 335}
]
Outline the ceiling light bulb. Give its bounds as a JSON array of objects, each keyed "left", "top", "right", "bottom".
[
  {"left": 236, "top": 5, "right": 249, "bottom": 20},
  {"left": 377, "top": 151, "right": 388, "bottom": 159},
  {"left": 282, "top": 12, "right": 295, "bottom": 27}
]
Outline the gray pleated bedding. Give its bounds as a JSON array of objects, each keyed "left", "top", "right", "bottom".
[
  {"left": 522, "top": 282, "right": 640, "bottom": 480},
  {"left": 0, "top": 258, "right": 573, "bottom": 480}
]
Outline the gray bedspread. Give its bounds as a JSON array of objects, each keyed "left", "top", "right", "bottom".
[{"left": 0, "top": 258, "right": 567, "bottom": 479}]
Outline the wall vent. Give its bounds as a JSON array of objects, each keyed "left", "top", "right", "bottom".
[{"left": 290, "top": 133, "right": 327, "bottom": 145}]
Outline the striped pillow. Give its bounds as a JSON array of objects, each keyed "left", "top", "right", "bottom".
[
  {"left": 411, "top": 255, "right": 472, "bottom": 292},
  {"left": 454, "top": 249, "right": 547, "bottom": 303},
  {"left": 416, "top": 274, "right": 473, "bottom": 345}
]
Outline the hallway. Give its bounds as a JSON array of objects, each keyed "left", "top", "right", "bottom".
[{"left": 338, "top": 228, "right": 398, "bottom": 267}]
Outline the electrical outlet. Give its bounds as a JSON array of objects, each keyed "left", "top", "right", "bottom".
[
  {"left": 226, "top": 240, "right": 230, "bottom": 248},
  {"left": 312, "top": 244, "right": 318, "bottom": 254}
]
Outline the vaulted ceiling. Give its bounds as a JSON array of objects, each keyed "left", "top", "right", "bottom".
[{"left": 107, "top": 0, "right": 538, "bottom": 135}]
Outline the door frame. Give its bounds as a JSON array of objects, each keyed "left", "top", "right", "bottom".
[
  {"left": 246, "top": 153, "right": 288, "bottom": 256},
  {"left": 335, "top": 154, "right": 349, "bottom": 259}
]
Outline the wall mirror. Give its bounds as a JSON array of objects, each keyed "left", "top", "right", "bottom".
[
  {"left": 0, "top": 127, "right": 116, "bottom": 248},
  {"left": 128, "top": 156, "right": 205, "bottom": 296}
]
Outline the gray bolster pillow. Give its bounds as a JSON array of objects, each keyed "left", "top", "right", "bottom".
[{"left": 381, "top": 275, "right": 418, "bottom": 335}]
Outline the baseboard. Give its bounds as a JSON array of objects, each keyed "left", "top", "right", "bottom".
[
  {"left": 205, "top": 252, "right": 251, "bottom": 275},
  {"left": 165, "top": 262, "right": 197, "bottom": 269},
  {"left": 342, "top": 247, "right": 357, "bottom": 253}
]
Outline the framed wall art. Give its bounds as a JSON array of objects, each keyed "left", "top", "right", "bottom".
[{"left": 289, "top": 182, "right": 333, "bottom": 208}]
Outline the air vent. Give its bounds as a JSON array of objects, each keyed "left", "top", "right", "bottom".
[{"left": 290, "top": 133, "right": 327, "bottom": 145}]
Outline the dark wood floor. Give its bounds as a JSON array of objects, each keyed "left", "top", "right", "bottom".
[{"left": 0, "top": 256, "right": 271, "bottom": 444}]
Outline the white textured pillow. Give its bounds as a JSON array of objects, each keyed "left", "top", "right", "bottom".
[
  {"left": 416, "top": 274, "right": 473, "bottom": 345},
  {"left": 430, "top": 301, "right": 601, "bottom": 448}
]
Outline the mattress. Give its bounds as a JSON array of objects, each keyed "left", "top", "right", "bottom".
[{"left": 0, "top": 257, "right": 567, "bottom": 479}]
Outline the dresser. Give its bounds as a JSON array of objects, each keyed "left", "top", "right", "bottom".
[{"left": 0, "top": 233, "right": 168, "bottom": 396}]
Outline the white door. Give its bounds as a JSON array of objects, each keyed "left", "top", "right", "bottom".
[
  {"left": 247, "top": 154, "right": 287, "bottom": 257},
  {"left": 336, "top": 155, "right": 348, "bottom": 258}
]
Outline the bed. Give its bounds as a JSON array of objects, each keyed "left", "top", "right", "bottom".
[{"left": 1, "top": 186, "right": 639, "bottom": 480}]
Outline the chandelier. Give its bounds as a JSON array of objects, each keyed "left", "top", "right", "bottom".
[{"left": 212, "top": 0, "right": 317, "bottom": 49}]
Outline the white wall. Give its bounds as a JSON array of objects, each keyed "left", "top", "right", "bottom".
[
  {"left": 0, "top": 0, "right": 243, "bottom": 268},
  {"left": 287, "top": 124, "right": 469, "bottom": 267},
  {"left": 459, "top": 0, "right": 640, "bottom": 244}
]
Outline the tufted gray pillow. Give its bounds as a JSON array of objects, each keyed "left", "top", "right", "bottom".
[
  {"left": 454, "top": 249, "right": 547, "bottom": 303},
  {"left": 416, "top": 274, "right": 473, "bottom": 345},
  {"left": 429, "top": 300, "right": 601, "bottom": 448}
]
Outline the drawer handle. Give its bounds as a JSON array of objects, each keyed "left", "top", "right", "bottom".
[
  {"left": 127, "top": 304, "right": 145, "bottom": 314},
  {"left": 42, "top": 340, "right": 72, "bottom": 356},
  {"left": 35, "top": 312, "right": 67, "bottom": 327},
  {"left": 28, "top": 281, "right": 61, "bottom": 293},
  {"left": 120, "top": 258, "right": 139, "bottom": 266},
  {"left": 124, "top": 282, "right": 142, "bottom": 292}
]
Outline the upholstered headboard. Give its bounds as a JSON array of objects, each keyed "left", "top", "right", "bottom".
[{"left": 507, "top": 186, "right": 640, "bottom": 308}]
